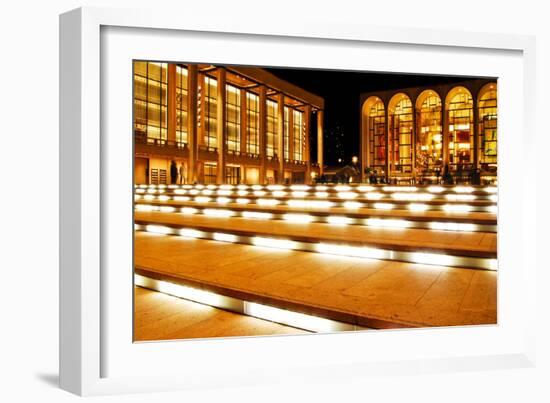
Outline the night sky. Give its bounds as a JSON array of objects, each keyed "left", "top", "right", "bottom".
[{"left": 265, "top": 67, "right": 475, "bottom": 167}]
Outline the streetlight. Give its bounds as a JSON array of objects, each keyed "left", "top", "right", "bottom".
[{"left": 352, "top": 156, "right": 358, "bottom": 164}]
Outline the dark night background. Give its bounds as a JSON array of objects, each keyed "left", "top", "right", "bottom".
[{"left": 266, "top": 67, "right": 476, "bottom": 167}]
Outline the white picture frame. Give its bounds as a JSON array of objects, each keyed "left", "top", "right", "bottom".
[{"left": 59, "top": 6, "right": 537, "bottom": 396}]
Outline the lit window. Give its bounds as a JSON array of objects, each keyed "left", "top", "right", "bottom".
[
  {"left": 416, "top": 92, "right": 442, "bottom": 174},
  {"left": 175, "top": 65, "right": 188, "bottom": 146},
  {"left": 246, "top": 92, "right": 260, "bottom": 155},
  {"left": 133, "top": 61, "right": 168, "bottom": 144},
  {"left": 388, "top": 94, "right": 413, "bottom": 174},
  {"left": 226, "top": 85, "right": 241, "bottom": 152},
  {"left": 478, "top": 85, "right": 498, "bottom": 166},
  {"left": 266, "top": 100, "right": 278, "bottom": 158},
  {"left": 447, "top": 87, "right": 474, "bottom": 170},
  {"left": 204, "top": 76, "right": 218, "bottom": 149}
]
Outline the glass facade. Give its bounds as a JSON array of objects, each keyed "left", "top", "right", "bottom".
[
  {"left": 134, "top": 62, "right": 320, "bottom": 185},
  {"left": 389, "top": 96, "right": 413, "bottom": 173},
  {"left": 246, "top": 92, "right": 260, "bottom": 155},
  {"left": 204, "top": 163, "right": 217, "bottom": 184},
  {"left": 266, "top": 100, "right": 278, "bottom": 158},
  {"left": 133, "top": 61, "right": 168, "bottom": 143},
  {"left": 363, "top": 82, "right": 497, "bottom": 182},
  {"left": 417, "top": 94, "right": 442, "bottom": 172},
  {"left": 204, "top": 76, "right": 218, "bottom": 149},
  {"left": 176, "top": 65, "right": 188, "bottom": 146},
  {"left": 225, "top": 165, "right": 241, "bottom": 184},
  {"left": 478, "top": 87, "right": 497, "bottom": 166},
  {"left": 367, "top": 99, "right": 386, "bottom": 170},
  {"left": 226, "top": 85, "right": 241, "bottom": 152},
  {"left": 293, "top": 109, "right": 304, "bottom": 161},
  {"left": 448, "top": 90, "right": 473, "bottom": 169}
]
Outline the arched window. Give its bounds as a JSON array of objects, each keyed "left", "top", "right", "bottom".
[
  {"left": 388, "top": 94, "right": 413, "bottom": 174},
  {"left": 362, "top": 97, "right": 386, "bottom": 172},
  {"left": 478, "top": 83, "right": 497, "bottom": 169},
  {"left": 415, "top": 90, "right": 442, "bottom": 173},
  {"left": 446, "top": 87, "right": 473, "bottom": 170}
]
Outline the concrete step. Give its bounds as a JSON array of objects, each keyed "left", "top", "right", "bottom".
[
  {"left": 134, "top": 210, "right": 497, "bottom": 269},
  {"left": 134, "top": 231, "right": 497, "bottom": 329},
  {"left": 136, "top": 192, "right": 497, "bottom": 213},
  {"left": 137, "top": 183, "right": 498, "bottom": 198},
  {"left": 135, "top": 200, "right": 497, "bottom": 232},
  {"left": 134, "top": 286, "right": 311, "bottom": 341},
  {"left": 135, "top": 184, "right": 498, "bottom": 203}
]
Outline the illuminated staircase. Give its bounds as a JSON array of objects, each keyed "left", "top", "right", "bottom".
[{"left": 134, "top": 183, "right": 498, "bottom": 331}]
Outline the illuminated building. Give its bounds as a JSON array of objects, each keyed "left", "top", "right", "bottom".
[
  {"left": 360, "top": 80, "right": 497, "bottom": 183},
  {"left": 134, "top": 62, "right": 324, "bottom": 185}
]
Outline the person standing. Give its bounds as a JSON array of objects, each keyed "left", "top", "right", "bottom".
[
  {"left": 170, "top": 160, "right": 178, "bottom": 185},
  {"left": 179, "top": 162, "right": 185, "bottom": 184}
]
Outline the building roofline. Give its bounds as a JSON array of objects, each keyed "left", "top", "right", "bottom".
[
  {"left": 226, "top": 65, "right": 324, "bottom": 110},
  {"left": 358, "top": 77, "right": 497, "bottom": 100}
]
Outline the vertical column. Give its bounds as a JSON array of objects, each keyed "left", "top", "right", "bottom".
[
  {"left": 167, "top": 64, "right": 177, "bottom": 146},
  {"left": 473, "top": 95, "right": 479, "bottom": 170},
  {"left": 240, "top": 89, "right": 247, "bottom": 155},
  {"left": 197, "top": 161, "right": 204, "bottom": 183},
  {"left": 317, "top": 109, "right": 324, "bottom": 176},
  {"left": 384, "top": 108, "right": 390, "bottom": 182},
  {"left": 240, "top": 89, "right": 247, "bottom": 184},
  {"left": 216, "top": 68, "right": 227, "bottom": 184},
  {"left": 304, "top": 105, "right": 311, "bottom": 184},
  {"left": 288, "top": 108, "right": 294, "bottom": 163},
  {"left": 187, "top": 64, "right": 198, "bottom": 184},
  {"left": 277, "top": 93, "right": 285, "bottom": 183},
  {"left": 258, "top": 86, "right": 267, "bottom": 184},
  {"left": 360, "top": 108, "right": 366, "bottom": 184},
  {"left": 442, "top": 99, "right": 449, "bottom": 167},
  {"left": 411, "top": 107, "right": 417, "bottom": 182}
]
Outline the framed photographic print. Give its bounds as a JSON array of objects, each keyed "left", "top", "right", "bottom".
[{"left": 60, "top": 6, "right": 537, "bottom": 396}]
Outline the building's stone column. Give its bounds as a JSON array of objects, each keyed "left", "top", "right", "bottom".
[
  {"left": 473, "top": 96, "right": 479, "bottom": 170},
  {"left": 167, "top": 64, "right": 177, "bottom": 146},
  {"left": 317, "top": 109, "right": 324, "bottom": 176},
  {"left": 384, "top": 108, "right": 390, "bottom": 182},
  {"left": 277, "top": 93, "right": 285, "bottom": 183},
  {"left": 442, "top": 100, "right": 449, "bottom": 168},
  {"left": 258, "top": 86, "right": 267, "bottom": 184},
  {"left": 240, "top": 88, "right": 247, "bottom": 155},
  {"left": 360, "top": 107, "right": 366, "bottom": 184},
  {"left": 304, "top": 105, "right": 312, "bottom": 184},
  {"left": 187, "top": 64, "right": 198, "bottom": 184},
  {"left": 288, "top": 108, "right": 294, "bottom": 163},
  {"left": 411, "top": 107, "right": 417, "bottom": 182},
  {"left": 216, "top": 68, "right": 227, "bottom": 184}
]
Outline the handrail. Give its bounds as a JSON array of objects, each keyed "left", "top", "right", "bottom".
[
  {"left": 198, "top": 145, "right": 218, "bottom": 153},
  {"left": 135, "top": 134, "right": 188, "bottom": 150},
  {"left": 135, "top": 134, "right": 315, "bottom": 167}
]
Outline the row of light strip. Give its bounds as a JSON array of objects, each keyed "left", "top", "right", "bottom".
[
  {"left": 135, "top": 274, "right": 361, "bottom": 333},
  {"left": 136, "top": 183, "right": 498, "bottom": 194},
  {"left": 135, "top": 223, "right": 497, "bottom": 271},
  {"left": 135, "top": 188, "right": 496, "bottom": 203},
  {"left": 134, "top": 204, "right": 495, "bottom": 232},
  {"left": 134, "top": 194, "right": 497, "bottom": 214}
]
